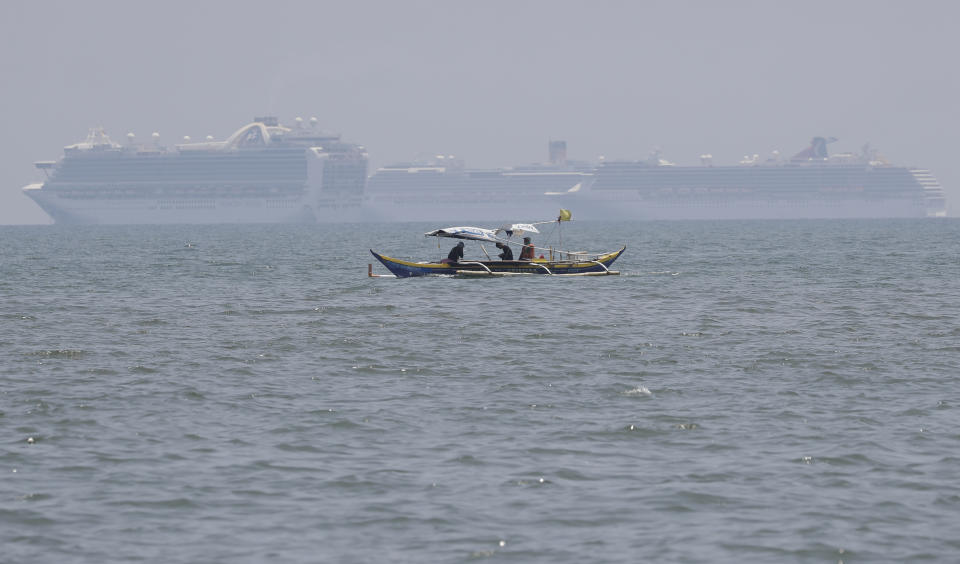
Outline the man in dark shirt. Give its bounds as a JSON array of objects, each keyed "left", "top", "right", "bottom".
[
  {"left": 447, "top": 241, "right": 465, "bottom": 263},
  {"left": 496, "top": 242, "right": 514, "bottom": 261}
]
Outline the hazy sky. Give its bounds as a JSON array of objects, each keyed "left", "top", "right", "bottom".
[{"left": 2, "top": 0, "right": 957, "bottom": 224}]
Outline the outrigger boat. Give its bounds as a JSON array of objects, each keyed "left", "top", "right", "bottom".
[{"left": 369, "top": 210, "right": 626, "bottom": 278}]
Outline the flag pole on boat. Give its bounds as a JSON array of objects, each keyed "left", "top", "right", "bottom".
[{"left": 557, "top": 208, "right": 571, "bottom": 250}]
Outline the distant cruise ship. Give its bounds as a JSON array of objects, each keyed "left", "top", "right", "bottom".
[
  {"left": 24, "top": 120, "right": 947, "bottom": 224},
  {"left": 364, "top": 141, "right": 594, "bottom": 221},
  {"left": 365, "top": 138, "right": 947, "bottom": 221},
  {"left": 23, "top": 116, "right": 368, "bottom": 224},
  {"left": 580, "top": 138, "right": 947, "bottom": 220}
]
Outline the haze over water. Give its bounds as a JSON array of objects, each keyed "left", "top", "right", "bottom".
[{"left": 2, "top": 219, "right": 959, "bottom": 562}]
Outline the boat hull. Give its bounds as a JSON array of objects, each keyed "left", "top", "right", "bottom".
[{"left": 370, "top": 247, "right": 626, "bottom": 278}]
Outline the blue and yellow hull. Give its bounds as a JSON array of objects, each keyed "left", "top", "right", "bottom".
[{"left": 370, "top": 247, "right": 626, "bottom": 278}]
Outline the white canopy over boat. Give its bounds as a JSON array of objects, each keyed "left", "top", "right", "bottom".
[
  {"left": 495, "top": 223, "right": 540, "bottom": 237},
  {"left": 424, "top": 226, "right": 501, "bottom": 242},
  {"left": 424, "top": 211, "right": 571, "bottom": 243}
]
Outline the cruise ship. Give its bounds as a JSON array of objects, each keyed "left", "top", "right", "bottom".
[
  {"left": 365, "top": 137, "right": 947, "bottom": 221},
  {"left": 24, "top": 121, "right": 947, "bottom": 224},
  {"left": 580, "top": 138, "right": 947, "bottom": 220},
  {"left": 23, "top": 116, "right": 368, "bottom": 224},
  {"left": 363, "top": 141, "right": 594, "bottom": 221}
]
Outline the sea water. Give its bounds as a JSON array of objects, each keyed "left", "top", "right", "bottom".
[{"left": 2, "top": 219, "right": 959, "bottom": 563}]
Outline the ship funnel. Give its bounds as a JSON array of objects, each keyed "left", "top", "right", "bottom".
[
  {"left": 127, "top": 132, "right": 135, "bottom": 145},
  {"left": 792, "top": 136, "right": 836, "bottom": 161},
  {"left": 183, "top": 136, "right": 191, "bottom": 142},
  {"left": 152, "top": 132, "right": 160, "bottom": 145}
]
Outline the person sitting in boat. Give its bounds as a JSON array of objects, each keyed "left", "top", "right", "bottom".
[
  {"left": 518, "top": 237, "right": 535, "bottom": 261},
  {"left": 444, "top": 241, "right": 465, "bottom": 263},
  {"left": 496, "top": 242, "right": 513, "bottom": 261}
]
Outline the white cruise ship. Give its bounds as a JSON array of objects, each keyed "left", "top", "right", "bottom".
[
  {"left": 579, "top": 138, "right": 947, "bottom": 220},
  {"left": 23, "top": 116, "right": 368, "bottom": 224},
  {"left": 364, "top": 137, "right": 947, "bottom": 221},
  {"left": 24, "top": 125, "right": 946, "bottom": 224},
  {"left": 363, "top": 142, "right": 593, "bottom": 222}
]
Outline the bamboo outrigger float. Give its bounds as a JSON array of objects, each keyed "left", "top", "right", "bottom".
[{"left": 369, "top": 210, "right": 626, "bottom": 278}]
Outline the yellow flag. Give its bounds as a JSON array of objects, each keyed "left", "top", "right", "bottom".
[{"left": 558, "top": 209, "right": 572, "bottom": 222}]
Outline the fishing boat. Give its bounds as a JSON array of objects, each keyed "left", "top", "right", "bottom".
[{"left": 369, "top": 210, "right": 626, "bottom": 278}]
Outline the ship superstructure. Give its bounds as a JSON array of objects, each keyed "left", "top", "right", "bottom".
[{"left": 23, "top": 116, "right": 368, "bottom": 224}]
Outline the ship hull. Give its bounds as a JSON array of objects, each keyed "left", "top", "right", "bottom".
[
  {"left": 361, "top": 193, "right": 934, "bottom": 222},
  {"left": 25, "top": 191, "right": 937, "bottom": 224},
  {"left": 563, "top": 193, "right": 933, "bottom": 221},
  {"left": 23, "top": 187, "right": 367, "bottom": 225}
]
